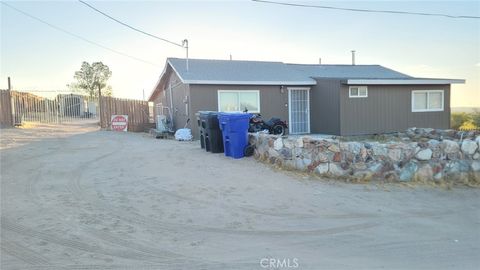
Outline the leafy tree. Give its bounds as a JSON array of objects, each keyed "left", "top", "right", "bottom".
[{"left": 68, "top": 61, "right": 112, "bottom": 97}]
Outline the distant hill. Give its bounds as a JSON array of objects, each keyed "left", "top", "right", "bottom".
[{"left": 451, "top": 107, "right": 479, "bottom": 113}]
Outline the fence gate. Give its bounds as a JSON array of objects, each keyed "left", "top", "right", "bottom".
[{"left": 9, "top": 90, "right": 98, "bottom": 125}]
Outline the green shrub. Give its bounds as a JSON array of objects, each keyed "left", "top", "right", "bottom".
[
  {"left": 451, "top": 112, "right": 470, "bottom": 130},
  {"left": 451, "top": 110, "right": 479, "bottom": 131},
  {"left": 459, "top": 121, "right": 477, "bottom": 131},
  {"left": 471, "top": 110, "right": 480, "bottom": 127}
]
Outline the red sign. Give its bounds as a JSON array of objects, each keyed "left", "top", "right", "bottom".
[{"left": 111, "top": 115, "right": 128, "bottom": 132}]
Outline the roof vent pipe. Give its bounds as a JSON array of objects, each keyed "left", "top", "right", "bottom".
[
  {"left": 182, "top": 39, "right": 189, "bottom": 72},
  {"left": 319, "top": 58, "right": 322, "bottom": 64},
  {"left": 230, "top": 54, "right": 232, "bottom": 60},
  {"left": 351, "top": 50, "right": 356, "bottom": 65}
]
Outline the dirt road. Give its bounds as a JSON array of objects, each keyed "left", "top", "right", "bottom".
[{"left": 1, "top": 122, "right": 479, "bottom": 269}]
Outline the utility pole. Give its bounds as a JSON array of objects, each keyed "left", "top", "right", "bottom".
[
  {"left": 7, "top": 77, "right": 11, "bottom": 91},
  {"left": 143, "top": 89, "right": 145, "bottom": 101}
]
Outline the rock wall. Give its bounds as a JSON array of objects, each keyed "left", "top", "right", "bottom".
[{"left": 249, "top": 130, "right": 480, "bottom": 183}]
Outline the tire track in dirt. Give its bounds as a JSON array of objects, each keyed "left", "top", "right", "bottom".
[
  {"left": 21, "top": 137, "right": 232, "bottom": 267},
  {"left": 26, "top": 175, "right": 185, "bottom": 262},
  {"left": 18, "top": 140, "right": 200, "bottom": 264},
  {"left": 1, "top": 238, "right": 51, "bottom": 266},
  {"left": 153, "top": 145, "right": 320, "bottom": 218},
  {"left": 148, "top": 144, "right": 381, "bottom": 220},
  {"left": 1, "top": 218, "right": 175, "bottom": 263},
  {"left": 6, "top": 262, "right": 243, "bottom": 270},
  {"left": 22, "top": 152, "right": 198, "bottom": 264},
  {"left": 17, "top": 128, "right": 378, "bottom": 270},
  {"left": 149, "top": 185, "right": 382, "bottom": 220},
  {"left": 1, "top": 135, "right": 71, "bottom": 166},
  {"left": 62, "top": 139, "right": 380, "bottom": 237},
  {"left": 135, "top": 181, "right": 319, "bottom": 219},
  {"left": 68, "top": 169, "right": 379, "bottom": 236},
  {"left": 16, "top": 130, "right": 377, "bottom": 268}
]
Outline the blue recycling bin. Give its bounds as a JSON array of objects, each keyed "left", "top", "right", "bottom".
[{"left": 218, "top": 112, "right": 251, "bottom": 159}]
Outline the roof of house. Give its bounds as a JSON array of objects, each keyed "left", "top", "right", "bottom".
[
  {"left": 149, "top": 58, "right": 464, "bottom": 101},
  {"left": 167, "top": 58, "right": 316, "bottom": 85},
  {"left": 288, "top": 64, "right": 464, "bottom": 84},
  {"left": 288, "top": 64, "right": 412, "bottom": 79}
]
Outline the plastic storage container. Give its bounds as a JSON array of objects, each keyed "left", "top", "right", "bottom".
[
  {"left": 205, "top": 112, "right": 224, "bottom": 153},
  {"left": 199, "top": 111, "right": 224, "bottom": 153},
  {"left": 196, "top": 112, "right": 205, "bottom": 149},
  {"left": 218, "top": 112, "right": 251, "bottom": 159},
  {"left": 195, "top": 111, "right": 208, "bottom": 151}
]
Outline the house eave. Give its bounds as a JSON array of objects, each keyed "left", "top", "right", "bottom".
[
  {"left": 182, "top": 80, "right": 317, "bottom": 86},
  {"left": 147, "top": 62, "right": 170, "bottom": 101},
  {"left": 345, "top": 79, "right": 465, "bottom": 85},
  {"left": 167, "top": 58, "right": 317, "bottom": 86}
]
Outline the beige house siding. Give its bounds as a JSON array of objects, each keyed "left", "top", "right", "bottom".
[{"left": 339, "top": 84, "right": 451, "bottom": 136}]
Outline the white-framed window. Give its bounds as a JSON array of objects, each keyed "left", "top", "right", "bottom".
[
  {"left": 412, "top": 90, "right": 444, "bottom": 112},
  {"left": 217, "top": 90, "right": 260, "bottom": 113},
  {"left": 349, "top": 86, "right": 368, "bottom": 98}
]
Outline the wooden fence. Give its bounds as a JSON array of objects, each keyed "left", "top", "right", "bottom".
[
  {"left": 1, "top": 91, "right": 100, "bottom": 125},
  {"left": 0, "top": 90, "right": 13, "bottom": 127},
  {"left": 1, "top": 90, "right": 152, "bottom": 132},
  {"left": 100, "top": 96, "right": 152, "bottom": 132}
]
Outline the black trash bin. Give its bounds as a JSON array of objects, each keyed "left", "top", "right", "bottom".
[
  {"left": 197, "top": 111, "right": 210, "bottom": 152},
  {"left": 199, "top": 111, "right": 224, "bottom": 153},
  {"left": 196, "top": 112, "right": 205, "bottom": 149}
]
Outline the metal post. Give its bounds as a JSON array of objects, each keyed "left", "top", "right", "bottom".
[
  {"left": 98, "top": 85, "right": 102, "bottom": 128},
  {"left": 183, "top": 39, "right": 189, "bottom": 72},
  {"left": 7, "top": 77, "right": 14, "bottom": 126},
  {"left": 351, "top": 50, "right": 356, "bottom": 65},
  {"left": 56, "top": 90, "right": 60, "bottom": 124},
  {"left": 168, "top": 83, "right": 174, "bottom": 125}
]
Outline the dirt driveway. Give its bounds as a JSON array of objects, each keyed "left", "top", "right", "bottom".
[{"left": 1, "top": 122, "right": 479, "bottom": 269}]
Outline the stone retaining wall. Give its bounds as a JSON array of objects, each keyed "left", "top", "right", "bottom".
[{"left": 249, "top": 129, "right": 480, "bottom": 183}]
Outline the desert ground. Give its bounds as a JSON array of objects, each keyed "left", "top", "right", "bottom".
[{"left": 1, "top": 121, "right": 479, "bottom": 269}]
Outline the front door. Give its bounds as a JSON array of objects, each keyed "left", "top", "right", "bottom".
[{"left": 288, "top": 88, "right": 310, "bottom": 134}]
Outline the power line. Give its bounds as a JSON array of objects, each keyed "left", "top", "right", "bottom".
[
  {"left": 78, "top": 0, "right": 184, "bottom": 47},
  {"left": 252, "top": 0, "right": 480, "bottom": 20},
  {"left": 1, "top": 1, "right": 160, "bottom": 67}
]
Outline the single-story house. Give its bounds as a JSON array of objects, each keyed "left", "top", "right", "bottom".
[{"left": 148, "top": 58, "right": 464, "bottom": 138}]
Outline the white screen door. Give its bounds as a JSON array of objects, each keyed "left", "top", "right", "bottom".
[{"left": 288, "top": 88, "right": 310, "bottom": 134}]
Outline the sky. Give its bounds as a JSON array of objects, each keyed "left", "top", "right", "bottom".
[{"left": 1, "top": 0, "right": 479, "bottom": 107}]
